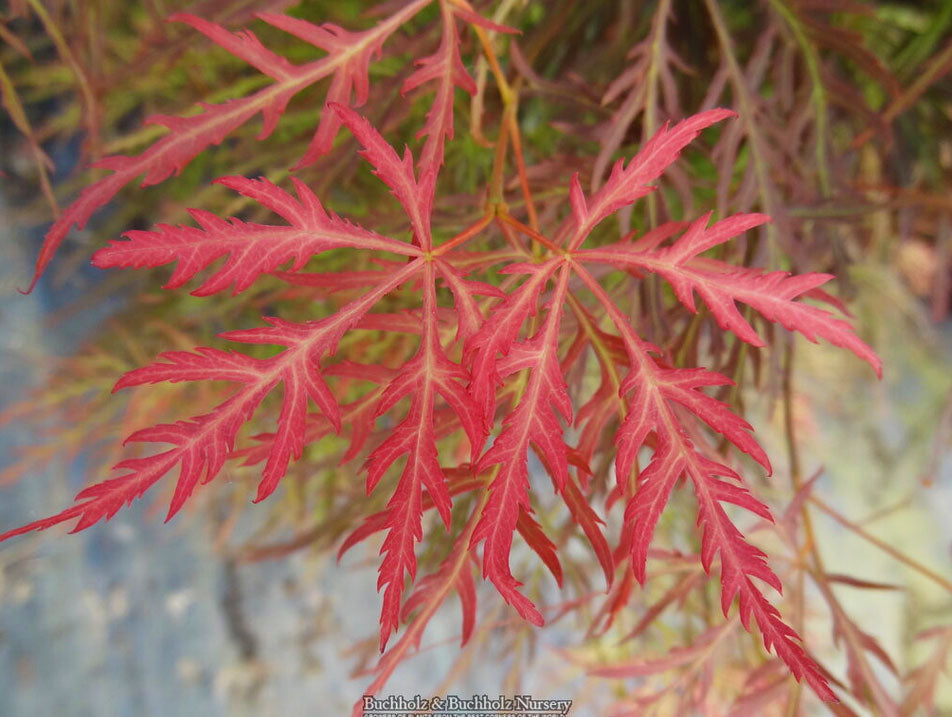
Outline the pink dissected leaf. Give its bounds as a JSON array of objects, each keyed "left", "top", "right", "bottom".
[
  {"left": 400, "top": 551, "right": 478, "bottom": 646},
  {"left": 112, "top": 347, "right": 261, "bottom": 389},
  {"left": 569, "top": 309, "right": 627, "bottom": 476},
  {"left": 391, "top": 1, "right": 517, "bottom": 209},
  {"left": 435, "top": 257, "right": 504, "bottom": 343},
  {"left": 354, "top": 535, "right": 477, "bottom": 717},
  {"left": 254, "top": 11, "right": 404, "bottom": 168},
  {"left": 470, "top": 265, "right": 572, "bottom": 625},
  {"left": 618, "top": 381, "right": 775, "bottom": 588},
  {"left": 571, "top": 262, "right": 836, "bottom": 700},
  {"left": 338, "top": 509, "right": 390, "bottom": 562},
  {"left": 613, "top": 338, "right": 769, "bottom": 490},
  {"left": 235, "top": 389, "right": 385, "bottom": 474},
  {"left": 0, "top": 383, "right": 268, "bottom": 543},
  {"left": 468, "top": 474, "right": 540, "bottom": 622},
  {"left": 564, "top": 109, "right": 735, "bottom": 249},
  {"left": 374, "top": 467, "right": 423, "bottom": 650},
  {"left": 560, "top": 475, "right": 614, "bottom": 589},
  {"left": 338, "top": 472, "right": 482, "bottom": 560},
  {"left": 804, "top": 286, "right": 853, "bottom": 316},
  {"left": 640, "top": 363, "right": 770, "bottom": 472},
  {"left": 488, "top": 323, "right": 574, "bottom": 492},
  {"left": 215, "top": 251, "right": 416, "bottom": 354},
  {"left": 111, "top": 322, "right": 343, "bottom": 506},
  {"left": 364, "top": 313, "right": 484, "bottom": 502},
  {"left": 332, "top": 103, "right": 431, "bottom": 248},
  {"left": 615, "top": 366, "right": 835, "bottom": 699},
  {"left": 656, "top": 212, "right": 770, "bottom": 265},
  {"left": 92, "top": 176, "right": 419, "bottom": 295},
  {"left": 579, "top": 212, "right": 882, "bottom": 376},
  {"left": 171, "top": 14, "right": 295, "bottom": 81},
  {"left": 573, "top": 359, "right": 619, "bottom": 471},
  {"left": 256, "top": 363, "right": 331, "bottom": 501},
  {"left": 692, "top": 472, "right": 836, "bottom": 701},
  {"left": 25, "top": 0, "right": 431, "bottom": 293},
  {"left": 364, "top": 379, "right": 448, "bottom": 519},
  {"left": 516, "top": 507, "right": 563, "bottom": 587},
  {"left": 1, "top": 260, "right": 422, "bottom": 543},
  {"left": 622, "top": 443, "right": 687, "bottom": 584},
  {"left": 465, "top": 259, "right": 559, "bottom": 428},
  {"left": 363, "top": 266, "right": 484, "bottom": 650},
  {"left": 568, "top": 172, "right": 588, "bottom": 226},
  {"left": 402, "top": 3, "right": 476, "bottom": 192}
]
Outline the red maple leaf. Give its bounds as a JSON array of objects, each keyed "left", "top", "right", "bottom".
[{"left": 3, "top": 4, "right": 885, "bottom": 708}]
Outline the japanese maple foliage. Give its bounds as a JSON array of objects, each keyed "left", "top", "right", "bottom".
[{"left": 1, "top": 0, "right": 886, "bottom": 712}]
